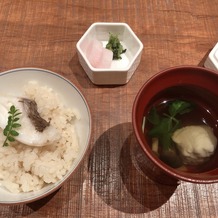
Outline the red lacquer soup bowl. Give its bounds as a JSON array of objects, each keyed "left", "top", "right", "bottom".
[{"left": 132, "top": 66, "right": 218, "bottom": 184}]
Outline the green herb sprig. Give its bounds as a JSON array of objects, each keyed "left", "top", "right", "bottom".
[
  {"left": 147, "top": 100, "right": 193, "bottom": 151},
  {"left": 3, "top": 105, "right": 21, "bottom": 147},
  {"left": 145, "top": 100, "right": 193, "bottom": 168},
  {"left": 106, "top": 33, "right": 127, "bottom": 60}
]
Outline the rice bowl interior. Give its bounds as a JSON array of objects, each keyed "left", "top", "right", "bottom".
[{"left": 0, "top": 68, "right": 91, "bottom": 204}]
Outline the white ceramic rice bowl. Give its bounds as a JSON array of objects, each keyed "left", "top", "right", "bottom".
[{"left": 0, "top": 68, "right": 92, "bottom": 204}]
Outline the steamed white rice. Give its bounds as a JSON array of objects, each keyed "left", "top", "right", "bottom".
[{"left": 0, "top": 81, "right": 80, "bottom": 193}]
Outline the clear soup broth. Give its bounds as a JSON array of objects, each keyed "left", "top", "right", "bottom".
[{"left": 143, "top": 85, "right": 218, "bottom": 173}]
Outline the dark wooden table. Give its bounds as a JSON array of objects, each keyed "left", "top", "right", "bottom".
[{"left": 0, "top": 0, "right": 218, "bottom": 217}]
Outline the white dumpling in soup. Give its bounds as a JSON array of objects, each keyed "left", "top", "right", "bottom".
[{"left": 172, "top": 125, "right": 217, "bottom": 165}]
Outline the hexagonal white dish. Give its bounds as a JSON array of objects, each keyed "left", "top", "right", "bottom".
[{"left": 76, "top": 22, "right": 143, "bottom": 85}]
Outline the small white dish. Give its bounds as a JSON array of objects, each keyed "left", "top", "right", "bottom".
[
  {"left": 204, "top": 42, "right": 218, "bottom": 71},
  {"left": 76, "top": 22, "right": 143, "bottom": 85},
  {"left": 0, "top": 68, "right": 92, "bottom": 204}
]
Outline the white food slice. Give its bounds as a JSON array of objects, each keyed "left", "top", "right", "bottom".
[{"left": 0, "top": 96, "right": 60, "bottom": 147}]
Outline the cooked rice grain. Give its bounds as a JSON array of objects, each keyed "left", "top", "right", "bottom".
[{"left": 0, "top": 82, "right": 79, "bottom": 193}]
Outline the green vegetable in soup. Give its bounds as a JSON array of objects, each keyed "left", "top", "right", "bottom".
[
  {"left": 3, "top": 105, "right": 21, "bottom": 147},
  {"left": 106, "top": 33, "right": 126, "bottom": 60},
  {"left": 145, "top": 100, "right": 194, "bottom": 168}
]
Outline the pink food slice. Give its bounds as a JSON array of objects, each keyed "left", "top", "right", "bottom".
[
  {"left": 85, "top": 39, "right": 113, "bottom": 68},
  {"left": 97, "top": 48, "right": 113, "bottom": 68},
  {"left": 86, "top": 39, "right": 104, "bottom": 68}
]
